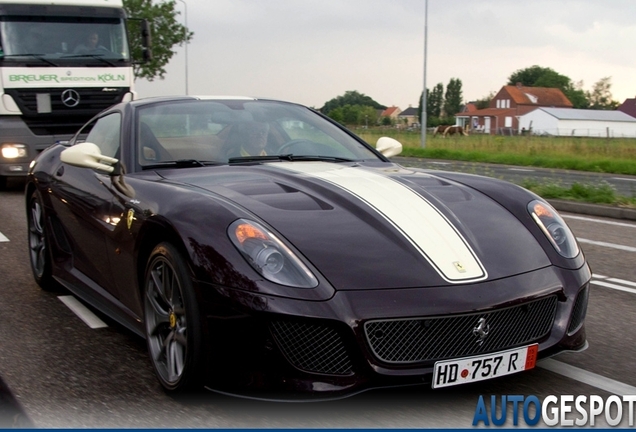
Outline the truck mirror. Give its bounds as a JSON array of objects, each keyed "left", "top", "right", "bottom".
[{"left": 141, "top": 19, "right": 152, "bottom": 61}]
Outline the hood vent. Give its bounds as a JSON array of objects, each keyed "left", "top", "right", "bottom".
[{"left": 227, "top": 180, "right": 332, "bottom": 211}]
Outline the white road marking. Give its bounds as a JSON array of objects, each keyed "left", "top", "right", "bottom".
[
  {"left": 508, "top": 168, "right": 535, "bottom": 172},
  {"left": 591, "top": 280, "right": 636, "bottom": 295},
  {"left": 591, "top": 274, "right": 636, "bottom": 294},
  {"left": 607, "top": 277, "right": 636, "bottom": 288},
  {"left": 611, "top": 177, "right": 636, "bottom": 182},
  {"left": 429, "top": 161, "right": 450, "bottom": 165},
  {"left": 539, "top": 359, "right": 636, "bottom": 396},
  {"left": 577, "top": 238, "right": 636, "bottom": 253},
  {"left": 564, "top": 214, "right": 636, "bottom": 228},
  {"left": 0, "top": 231, "right": 8, "bottom": 242},
  {"left": 58, "top": 296, "right": 108, "bottom": 329}
]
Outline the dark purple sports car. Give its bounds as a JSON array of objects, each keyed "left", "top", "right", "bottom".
[{"left": 25, "top": 96, "right": 590, "bottom": 398}]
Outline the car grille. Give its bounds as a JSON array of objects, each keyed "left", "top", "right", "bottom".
[
  {"left": 364, "top": 295, "right": 558, "bottom": 364},
  {"left": 270, "top": 320, "right": 353, "bottom": 376},
  {"left": 567, "top": 285, "right": 589, "bottom": 334}
]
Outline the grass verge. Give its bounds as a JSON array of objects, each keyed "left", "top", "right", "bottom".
[{"left": 355, "top": 129, "right": 636, "bottom": 207}]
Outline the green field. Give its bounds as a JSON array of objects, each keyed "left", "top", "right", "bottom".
[{"left": 355, "top": 128, "right": 636, "bottom": 207}]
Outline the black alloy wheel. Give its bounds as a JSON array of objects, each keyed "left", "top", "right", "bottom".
[
  {"left": 27, "top": 191, "right": 57, "bottom": 290},
  {"left": 144, "top": 242, "right": 204, "bottom": 392}
]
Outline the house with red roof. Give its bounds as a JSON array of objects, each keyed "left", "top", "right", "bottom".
[
  {"left": 380, "top": 106, "right": 401, "bottom": 124},
  {"left": 617, "top": 98, "right": 636, "bottom": 119},
  {"left": 456, "top": 84, "right": 572, "bottom": 135}
]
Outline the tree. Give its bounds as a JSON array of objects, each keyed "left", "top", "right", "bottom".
[
  {"left": 474, "top": 91, "right": 495, "bottom": 109},
  {"left": 508, "top": 65, "right": 555, "bottom": 87},
  {"left": 443, "top": 78, "right": 463, "bottom": 117},
  {"left": 427, "top": 83, "right": 444, "bottom": 119},
  {"left": 321, "top": 90, "right": 385, "bottom": 115},
  {"left": 124, "top": 0, "right": 193, "bottom": 80},
  {"left": 507, "top": 65, "right": 588, "bottom": 108},
  {"left": 587, "top": 77, "right": 619, "bottom": 110},
  {"left": 327, "top": 104, "right": 378, "bottom": 126}
]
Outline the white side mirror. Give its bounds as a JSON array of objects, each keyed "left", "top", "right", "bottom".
[
  {"left": 376, "top": 137, "right": 403, "bottom": 158},
  {"left": 60, "top": 142, "right": 118, "bottom": 173}
]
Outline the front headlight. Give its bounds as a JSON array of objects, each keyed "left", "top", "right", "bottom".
[
  {"left": 1, "top": 144, "right": 28, "bottom": 159},
  {"left": 528, "top": 200, "right": 579, "bottom": 258},
  {"left": 228, "top": 219, "right": 318, "bottom": 288}
]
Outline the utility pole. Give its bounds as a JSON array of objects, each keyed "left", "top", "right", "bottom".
[
  {"left": 177, "top": 0, "right": 189, "bottom": 95},
  {"left": 420, "top": 0, "right": 428, "bottom": 148}
]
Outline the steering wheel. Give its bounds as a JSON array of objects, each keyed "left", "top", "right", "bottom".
[{"left": 277, "top": 139, "right": 315, "bottom": 154}]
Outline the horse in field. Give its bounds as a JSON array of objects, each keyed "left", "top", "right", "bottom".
[
  {"left": 443, "top": 125, "right": 468, "bottom": 137},
  {"left": 432, "top": 125, "right": 468, "bottom": 137},
  {"left": 432, "top": 125, "right": 450, "bottom": 137}
]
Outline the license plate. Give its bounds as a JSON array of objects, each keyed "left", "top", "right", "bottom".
[{"left": 432, "top": 344, "right": 538, "bottom": 389}]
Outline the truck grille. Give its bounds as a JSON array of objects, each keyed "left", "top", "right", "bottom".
[
  {"left": 5, "top": 87, "right": 128, "bottom": 135},
  {"left": 364, "top": 295, "right": 558, "bottom": 364}
]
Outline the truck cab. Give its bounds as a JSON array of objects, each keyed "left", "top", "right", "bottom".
[{"left": 0, "top": 0, "right": 140, "bottom": 188}]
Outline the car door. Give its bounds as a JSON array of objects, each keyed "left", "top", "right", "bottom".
[{"left": 49, "top": 113, "right": 122, "bottom": 295}]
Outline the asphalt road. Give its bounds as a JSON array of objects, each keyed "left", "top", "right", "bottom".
[{"left": 1, "top": 171, "right": 636, "bottom": 428}]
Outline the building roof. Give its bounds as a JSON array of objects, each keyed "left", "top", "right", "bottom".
[
  {"left": 381, "top": 106, "right": 401, "bottom": 117},
  {"left": 535, "top": 108, "right": 636, "bottom": 122},
  {"left": 399, "top": 107, "right": 418, "bottom": 116},
  {"left": 503, "top": 85, "right": 573, "bottom": 108},
  {"left": 617, "top": 98, "right": 636, "bottom": 118},
  {"left": 460, "top": 102, "right": 478, "bottom": 113}
]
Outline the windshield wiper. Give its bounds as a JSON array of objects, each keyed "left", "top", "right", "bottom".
[
  {"left": 142, "top": 159, "right": 221, "bottom": 170},
  {"left": 228, "top": 154, "right": 355, "bottom": 164},
  {"left": 61, "top": 53, "right": 117, "bottom": 66},
  {"left": 3, "top": 54, "right": 58, "bottom": 66}
]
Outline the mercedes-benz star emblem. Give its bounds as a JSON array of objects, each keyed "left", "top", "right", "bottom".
[
  {"left": 472, "top": 317, "right": 490, "bottom": 345},
  {"left": 61, "top": 89, "right": 80, "bottom": 108}
]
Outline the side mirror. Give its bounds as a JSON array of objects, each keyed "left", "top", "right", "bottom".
[
  {"left": 376, "top": 137, "right": 403, "bottom": 158},
  {"left": 141, "top": 19, "right": 152, "bottom": 61},
  {"left": 60, "top": 142, "right": 118, "bottom": 173}
]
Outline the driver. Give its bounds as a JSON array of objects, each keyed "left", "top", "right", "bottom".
[
  {"left": 232, "top": 122, "right": 270, "bottom": 157},
  {"left": 74, "top": 32, "right": 106, "bottom": 53}
]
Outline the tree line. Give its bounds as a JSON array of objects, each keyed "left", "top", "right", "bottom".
[{"left": 320, "top": 66, "right": 622, "bottom": 127}]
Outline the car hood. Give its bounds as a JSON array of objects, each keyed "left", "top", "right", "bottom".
[{"left": 161, "top": 162, "right": 550, "bottom": 290}]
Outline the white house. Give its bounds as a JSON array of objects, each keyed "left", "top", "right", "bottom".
[{"left": 519, "top": 108, "right": 636, "bottom": 138}]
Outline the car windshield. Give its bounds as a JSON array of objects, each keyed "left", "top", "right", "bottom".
[{"left": 136, "top": 99, "right": 381, "bottom": 167}]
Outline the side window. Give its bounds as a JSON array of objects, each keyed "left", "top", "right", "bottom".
[{"left": 85, "top": 113, "right": 121, "bottom": 158}]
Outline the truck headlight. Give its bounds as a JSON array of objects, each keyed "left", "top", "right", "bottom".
[{"left": 1, "top": 144, "right": 28, "bottom": 159}]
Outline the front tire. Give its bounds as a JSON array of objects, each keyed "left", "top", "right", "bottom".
[
  {"left": 27, "top": 190, "right": 58, "bottom": 291},
  {"left": 144, "top": 242, "right": 204, "bottom": 392}
]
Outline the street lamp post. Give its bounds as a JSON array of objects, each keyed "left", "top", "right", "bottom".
[
  {"left": 177, "top": 0, "right": 189, "bottom": 95},
  {"left": 420, "top": 0, "right": 428, "bottom": 148}
]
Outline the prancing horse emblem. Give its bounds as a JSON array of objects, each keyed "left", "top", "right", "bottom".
[
  {"left": 472, "top": 317, "right": 490, "bottom": 345},
  {"left": 127, "top": 209, "right": 134, "bottom": 230}
]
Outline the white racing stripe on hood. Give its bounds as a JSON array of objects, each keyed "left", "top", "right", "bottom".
[{"left": 272, "top": 162, "right": 487, "bottom": 283}]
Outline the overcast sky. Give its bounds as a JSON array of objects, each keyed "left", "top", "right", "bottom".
[{"left": 134, "top": 0, "right": 636, "bottom": 110}]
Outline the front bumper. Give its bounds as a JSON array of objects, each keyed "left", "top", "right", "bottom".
[{"left": 199, "top": 263, "right": 591, "bottom": 399}]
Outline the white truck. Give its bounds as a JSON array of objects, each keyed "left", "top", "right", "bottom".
[{"left": 0, "top": 0, "right": 148, "bottom": 188}]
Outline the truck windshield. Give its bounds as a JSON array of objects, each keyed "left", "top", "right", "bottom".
[{"left": 0, "top": 17, "right": 130, "bottom": 62}]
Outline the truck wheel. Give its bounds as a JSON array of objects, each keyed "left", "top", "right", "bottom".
[{"left": 0, "top": 176, "right": 6, "bottom": 191}]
